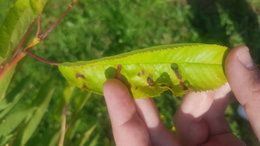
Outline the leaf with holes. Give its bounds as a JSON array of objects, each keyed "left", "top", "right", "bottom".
[{"left": 58, "top": 44, "right": 229, "bottom": 98}]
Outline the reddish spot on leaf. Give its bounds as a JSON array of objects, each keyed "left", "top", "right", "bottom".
[
  {"left": 171, "top": 63, "right": 188, "bottom": 90},
  {"left": 75, "top": 73, "right": 86, "bottom": 79},
  {"left": 82, "top": 83, "right": 87, "bottom": 89},
  {"left": 147, "top": 76, "right": 155, "bottom": 86},
  {"left": 141, "top": 69, "right": 145, "bottom": 75}
]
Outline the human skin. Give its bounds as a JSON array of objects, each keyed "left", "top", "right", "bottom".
[{"left": 102, "top": 46, "right": 259, "bottom": 146}]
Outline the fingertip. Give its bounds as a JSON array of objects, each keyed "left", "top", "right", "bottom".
[
  {"left": 103, "top": 79, "right": 131, "bottom": 100},
  {"left": 103, "top": 79, "right": 129, "bottom": 97},
  {"left": 225, "top": 46, "right": 248, "bottom": 75},
  {"left": 103, "top": 79, "right": 152, "bottom": 146},
  {"left": 103, "top": 79, "right": 136, "bottom": 125},
  {"left": 225, "top": 46, "right": 260, "bottom": 140},
  {"left": 225, "top": 46, "right": 260, "bottom": 105}
]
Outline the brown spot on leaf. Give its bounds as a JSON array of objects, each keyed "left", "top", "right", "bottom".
[
  {"left": 116, "top": 64, "right": 122, "bottom": 78},
  {"left": 82, "top": 83, "right": 87, "bottom": 89},
  {"left": 141, "top": 69, "right": 145, "bottom": 75},
  {"left": 180, "top": 81, "right": 188, "bottom": 90},
  {"left": 160, "top": 84, "right": 168, "bottom": 87},
  {"left": 147, "top": 77, "right": 155, "bottom": 86},
  {"left": 75, "top": 73, "right": 86, "bottom": 79},
  {"left": 171, "top": 63, "right": 188, "bottom": 90}
]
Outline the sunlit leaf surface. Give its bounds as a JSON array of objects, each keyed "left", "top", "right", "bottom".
[{"left": 59, "top": 44, "right": 229, "bottom": 98}]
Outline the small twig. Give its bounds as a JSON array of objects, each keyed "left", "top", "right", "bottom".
[
  {"left": 36, "top": 14, "right": 42, "bottom": 37},
  {"left": 0, "top": 53, "right": 26, "bottom": 79},
  {"left": 11, "top": 18, "right": 37, "bottom": 61},
  {"left": 38, "top": 0, "right": 78, "bottom": 39},
  {"left": 24, "top": 51, "right": 59, "bottom": 66},
  {"left": 0, "top": 0, "right": 77, "bottom": 80},
  {"left": 58, "top": 104, "right": 68, "bottom": 146}
]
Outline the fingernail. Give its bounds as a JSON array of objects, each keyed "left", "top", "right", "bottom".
[{"left": 237, "top": 47, "right": 256, "bottom": 70}]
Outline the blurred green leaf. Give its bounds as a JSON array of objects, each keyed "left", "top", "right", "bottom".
[
  {"left": 66, "top": 119, "right": 81, "bottom": 140},
  {"left": 0, "top": 134, "right": 14, "bottom": 145},
  {"left": 0, "top": 95, "right": 36, "bottom": 138},
  {"left": 48, "top": 131, "right": 60, "bottom": 146},
  {"left": 79, "top": 124, "right": 97, "bottom": 146},
  {"left": 0, "top": 0, "right": 49, "bottom": 101},
  {"left": 63, "top": 85, "right": 75, "bottom": 104},
  {"left": 88, "top": 134, "right": 100, "bottom": 146},
  {"left": 14, "top": 81, "right": 55, "bottom": 145},
  {"left": 0, "top": 77, "right": 29, "bottom": 111},
  {"left": 0, "top": 67, "right": 15, "bottom": 99},
  {"left": 0, "top": 0, "right": 48, "bottom": 62},
  {"left": 0, "top": 0, "right": 16, "bottom": 25},
  {"left": 0, "top": 90, "right": 25, "bottom": 118}
]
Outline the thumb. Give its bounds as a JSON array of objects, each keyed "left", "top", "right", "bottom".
[{"left": 225, "top": 46, "right": 260, "bottom": 140}]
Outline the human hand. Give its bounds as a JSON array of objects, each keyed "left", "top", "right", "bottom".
[
  {"left": 226, "top": 46, "right": 260, "bottom": 140},
  {"left": 103, "top": 80, "right": 246, "bottom": 146},
  {"left": 102, "top": 46, "right": 258, "bottom": 146}
]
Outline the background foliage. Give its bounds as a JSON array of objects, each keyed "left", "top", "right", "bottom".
[{"left": 1, "top": 0, "right": 260, "bottom": 145}]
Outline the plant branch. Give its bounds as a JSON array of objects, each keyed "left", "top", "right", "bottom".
[
  {"left": 24, "top": 51, "right": 59, "bottom": 66},
  {"left": 0, "top": 0, "right": 78, "bottom": 80},
  {"left": 38, "top": 0, "right": 78, "bottom": 39},
  {"left": 0, "top": 53, "right": 26, "bottom": 79},
  {"left": 58, "top": 104, "right": 67, "bottom": 146},
  {"left": 36, "top": 14, "right": 42, "bottom": 37},
  {"left": 11, "top": 18, "right": 37, "bottom": 61}
]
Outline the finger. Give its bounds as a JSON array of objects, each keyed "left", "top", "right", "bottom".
[
  {"left": 103, "top": 79, "right": 151, "bottom": 146},
  {"left": 201, "top": 133, "right": 245, "bottom": 146},
  {"left": 174, "top": 84, "right": 232, "bottom": 145},
  {"left": 135, "top": 98, "right": 179, "bottom": 146},
  {"left": 202, "top": 84, "right": 231, "bottom": 135},
  {"left": 225, "top": 46, "right": 260, "bottom": 140},
  {"left": 174, "top": 91, "right": 214, "bottom": 145}
]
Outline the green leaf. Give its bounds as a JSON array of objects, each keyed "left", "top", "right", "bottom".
[
  {"left": 63, "top": 85, "right": 75, "bottom": 104},
  {"left": 14, "top": 83, "right": 55, "bottom": 145},
  {"left": 87, "top": 134, "right": 100, "bottom": 146},
  {"left": 0, "top": 67, "right": 15, "bottom": 99},
  {"left": 0, "top": 95, "right": 36, "bottom": 138},
  {"left": 0, "top": 0, "right": 49, "bottom": 102},
  {"left": 0, "top": 0, "right": 48, "bottom": 62},
  {"left": 0, "top": 80, "right": 53, "bottom": 140},
  {"left": 0, "top": 77, "right": 29, "bottom": 111},
  {"left": 59, "top": 44, "right": 229, "bottom": 98},
  {"left": 79, "top": 124, "right": 97, "bottom": 146},
  {"left": 0, "top": 134, "right": 14, "bottom": 145},
  {"left": 0, "top": 90, "right": 25, "bottom": 118},
  {"left": 0, "top": 0, "right": 17, "bottom": 25}
]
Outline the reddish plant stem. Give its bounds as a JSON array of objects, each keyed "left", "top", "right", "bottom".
[
  {"left": 36, "top": 14, "right": 42, "bottom": 37},
  {"left": 0, "top": 52, "right": 26, "bottom": 79},
  {"left": 38, "top": 0, "right": 78, "bottom": 39},
  {"left": 24, "top": 51, "right": 59, "bottom": 66},
  {"left": 0, "top": 19, "right": 36, "bottom": 77},
  {"left": 11, "top": 19, "right": 37, "bottom": 61},
  {"left": 0, "top": 0, "right": 78, "bottom": 80}
]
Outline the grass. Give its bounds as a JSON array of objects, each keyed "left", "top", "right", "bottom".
[{"left": 6, "top": 0, "right": 260, "bottom": 145}]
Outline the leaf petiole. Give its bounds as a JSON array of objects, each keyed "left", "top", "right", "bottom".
[{"left": 24, "top": 51, "right": 59, "bottom": 66}]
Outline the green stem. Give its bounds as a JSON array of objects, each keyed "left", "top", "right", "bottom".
[{"left": 58, "top": 104, "right": 67, "bottom": 146}]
